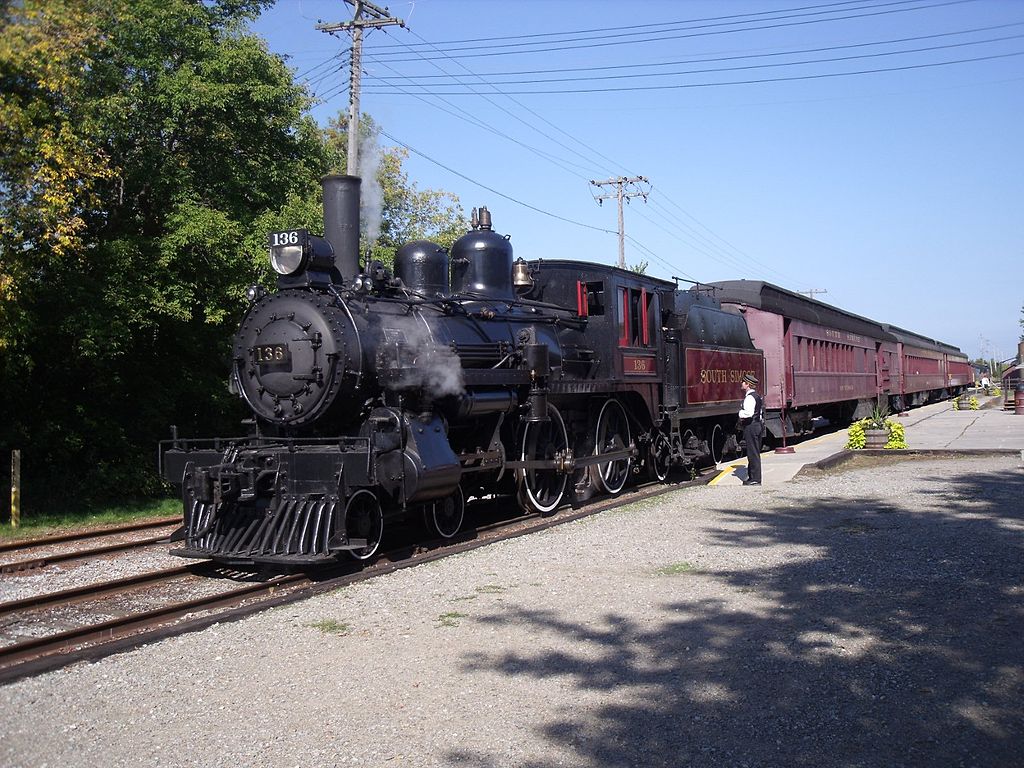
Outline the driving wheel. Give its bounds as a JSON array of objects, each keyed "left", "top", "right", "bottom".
[
  {"left": 517, "top": 404, "right": 569, "bottom": 514},
  {"left": 594, "top": 399, "right": 631, "bottom": 494}
]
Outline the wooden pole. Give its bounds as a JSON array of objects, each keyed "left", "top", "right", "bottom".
[{"left": 11, "top": 449, "right": 20, "bottom": 529}]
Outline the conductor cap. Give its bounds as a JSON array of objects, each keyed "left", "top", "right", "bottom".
[{"left": 742, "top": 373, "right": 758, "bottom": 386}]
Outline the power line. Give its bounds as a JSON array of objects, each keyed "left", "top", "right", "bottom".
[
  {"left": 375, "top": 28, "right": 618, "bottom": 177},
  {"left": 367, "top": 24, "right": 1024, "bottom": 84},
  {"left": 623, "top": 234, "right": 699, "bottom": 283},
  {"left": 369, "top": 34, "right": 1024, "bottom": 88},
  {"left": 367, "top": 57, "right": 603, "bottom": 178},
  {"left": 377, "top": 129, "right": 617, "bottom": 235},
  {"left": 362, "top": 50, "right": 1024, "bottom": 95},
  {"left": 354, "top": 19, "right": 795, "bottom": 286},
  {"left": 645, "top": 194, "right": 803, "bottom": 287},
  {"left": 368, "top": 0, "right": 897, "bottom": 49},
  {"left": 294, "top": 52, "right": 346, "bottom": 81},
  {"left": 366, "top": 0, "right": 974, "bottom": 63}
]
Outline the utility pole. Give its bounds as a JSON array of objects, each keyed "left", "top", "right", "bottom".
[
  {"left": 590, "top": 176, "right": 650, "bottom": 269},
  {"left": 798, "top": 288, "right": 828, "bottom": 300},
  {"left": 317, "top": 1, "right": 404, "bottom": 176}
]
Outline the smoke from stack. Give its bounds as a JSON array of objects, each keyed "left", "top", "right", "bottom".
[{"left": 359, "top": 128, "right": 384, "bottom": 258}]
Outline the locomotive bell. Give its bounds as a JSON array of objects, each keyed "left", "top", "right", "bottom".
[
  {"left": 450, "top": 206, "right": 514, "bottom": 300},
  {"left": 512, "top": 258, "right": 533, "bottom": 292}
]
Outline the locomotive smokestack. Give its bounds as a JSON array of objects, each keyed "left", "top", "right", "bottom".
[
  {"left": 322, "top": 174, "right": 361, "bottom": 280},
  {"left": 1019, "top": 341, "right": 1024, "bottom": 365}
]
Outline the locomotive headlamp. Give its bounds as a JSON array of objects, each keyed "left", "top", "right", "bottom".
[
  {"left": 268, "top": 229, "right": 309, "bottom": 276},
  {"left": 246, "top": 285, "right": 267, "bottom": 303},
  {"left": 268, "top": 230, "right": 336, "bottom": 277}
]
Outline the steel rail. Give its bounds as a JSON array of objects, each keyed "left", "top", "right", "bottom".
[
  {"left": 1, "top": 533, "right": 173, "bottom": 574},
  {"left": 0, "top": 565, "right": 196, "bottom": 619},
  {"left": 0, "top": 517, "right": 179, "bottom": 553},
  {"left": 0, "top": 472, "right": 713, "bottom": 686},
  {"left": 0, "top": 572, "right": 306, "bottom": 675}
]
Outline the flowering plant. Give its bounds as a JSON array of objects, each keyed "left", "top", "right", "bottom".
[
  {"left": 845, "top": 416, "right": 907, "bottom": 449},
  {"left": 863, "top": 404, "right": 891, "bottom": 430}
]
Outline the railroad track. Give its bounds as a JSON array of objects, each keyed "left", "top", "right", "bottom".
[
  {"left": 0, "top": 516, "right": 179, "bottom": 553},
  {"left": 0, "top": 475, "right": 708, "bottom": 685},
  {"left": 0, "top": 518, "right": 180, "bottom": 573}
]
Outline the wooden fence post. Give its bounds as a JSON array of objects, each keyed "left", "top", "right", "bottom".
[{"left": 10, "top": 449, "right": 20, "bottom": 529}]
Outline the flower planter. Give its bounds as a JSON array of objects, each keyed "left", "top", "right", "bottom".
[{"left": 863, "top": 429, "right": 888, "bottom": 449}]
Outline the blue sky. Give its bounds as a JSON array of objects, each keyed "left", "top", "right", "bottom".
[{"left": 252, "top": 0, "right": 1024, "bottom": 363}]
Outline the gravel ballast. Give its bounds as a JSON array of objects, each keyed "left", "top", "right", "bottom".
[{"left": 2, "top": 456, "right": 1022, "bottom": 767}]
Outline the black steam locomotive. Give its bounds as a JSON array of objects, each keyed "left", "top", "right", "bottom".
[{"left": 161, "top": 175, "right": 763, "bottom": 566}]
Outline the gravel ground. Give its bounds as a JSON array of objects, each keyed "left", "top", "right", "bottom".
[
  {"left": 2, "top": 456, "right": 1022, "bottom": 768},
  {"left": 0, "top": 544, "right": 187, "bottom": 604}
]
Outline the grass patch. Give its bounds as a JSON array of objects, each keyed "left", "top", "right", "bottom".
[
  {"left": 0, "top": 497, "right": 181, "bottom": 540},
  {"left": 307, "top": 618, "right": 350, "bottom": 635},
  {"left": 437, "top": 611, "right": 467, "bottom": 627},
  {"left": 654, "top": 561, "right": 701, "bottom": 576},
  {"left": 475, "top": 584, "right": 507, "bottom": 594},
  {"left": 452, "top": 595, "right": 478, "bottom": 602}
]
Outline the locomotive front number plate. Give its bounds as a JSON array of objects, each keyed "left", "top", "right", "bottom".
[{"left": 252, "top": 344, "right": 291, "bottom": 366}]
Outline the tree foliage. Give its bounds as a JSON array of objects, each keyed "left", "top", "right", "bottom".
[{"left": 0, "top": 0, "right": 465, "bottom": 515}]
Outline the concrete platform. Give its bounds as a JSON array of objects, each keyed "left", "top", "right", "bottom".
[{"left": 711, "top": 395, "right": 1024, "bottom": 486}]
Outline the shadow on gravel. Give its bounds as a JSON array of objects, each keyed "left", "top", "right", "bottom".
[{"left": 451, "top": 468, "right": 1023, "bottom": 768}]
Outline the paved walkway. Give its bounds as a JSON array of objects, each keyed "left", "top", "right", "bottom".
[{"left": 712, "top": 394, "right": 1024, "bottom": 486}]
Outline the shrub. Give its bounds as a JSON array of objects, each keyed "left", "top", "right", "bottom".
[
  {"left": 846, "top": 420, "right": 867, "bottom": 449},
  {"left": 884, "top": 419, "right": 908, "bottom": 449},
  {"left": 845, "top": 416, "right": 907, "bottom": 450}
]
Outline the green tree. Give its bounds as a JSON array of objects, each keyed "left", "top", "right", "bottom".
[
  {"left": 0, "top": 0, "right": 326, "bottom": 512},
  {"left": 0, "top": 0, "right": 468, "bottom": 517}
]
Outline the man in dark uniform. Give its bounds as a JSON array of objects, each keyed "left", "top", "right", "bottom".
[{"left": 738, "top": 373, "right": 763, "bottom": 485}]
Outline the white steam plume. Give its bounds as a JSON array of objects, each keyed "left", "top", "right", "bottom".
[
  {"left": 358, "top": 127, "right": 383, "bottom": 256},
  {"left": 384, "top": 316, "right": 465, "bottom": 398}
]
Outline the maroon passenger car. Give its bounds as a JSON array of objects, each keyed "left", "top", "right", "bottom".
[{"left": 709, "top": 281, "right": 971, "bottom": 439}]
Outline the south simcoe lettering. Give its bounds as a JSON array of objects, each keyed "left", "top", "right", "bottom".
[{"left": 699, "top": 368, "right": 758, "bottom": 385}]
